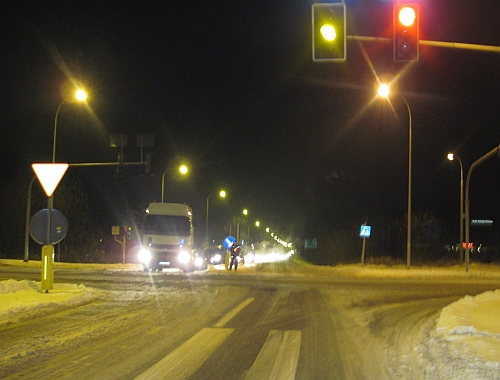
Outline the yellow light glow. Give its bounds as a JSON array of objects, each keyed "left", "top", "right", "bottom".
[
  {"left": 320, "top": 24, "right": 336, "bottom": 41},
  {"left": 219, "top": 190, "right": 226, "bottom": 198},
  {"left": 179, "top": 165, "right": 188, "bottom": 174},
  {"left": 378, "top": 84, "right": 390, "bottom": 98},
  {"left": 399, "top": 7, "right": 416, "bottom": 27},
  {"left": 75, "top": 89, "right": 87, "bottom": 101},
  {"left": 447, "top": 153, "right": 454, "bottom": 161}
]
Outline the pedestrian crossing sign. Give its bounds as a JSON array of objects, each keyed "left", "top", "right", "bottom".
[{"left": 359, "top": 225, "right": 371, "bottom": 238}]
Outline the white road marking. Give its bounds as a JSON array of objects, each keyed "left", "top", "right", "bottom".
[
  {"left": 244, "top": 330, "right": 302, "bottom": 380},
  {"left": 134, "top": 327, "right": 233, "bottom": 380},
  {"left": 213, "top": 297, "right": 255, "bottom": 327}
]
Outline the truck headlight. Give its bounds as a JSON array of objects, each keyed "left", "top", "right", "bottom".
[
  {"left": 138, "top": 248, "right": 152, "bottom": 263},
  {"left": 178, "top": 250, "right": 191, "bottom": 264}
]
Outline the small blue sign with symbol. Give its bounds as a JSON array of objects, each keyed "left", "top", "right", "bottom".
[
  {"left": 223, "top": 236, "right": 236, "bottom": 249},
  {"left": 359, "top": 225, "right": 371, "bottom": 238}
]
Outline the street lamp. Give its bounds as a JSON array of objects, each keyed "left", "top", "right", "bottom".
[
  {"left": 464, "top": 144, "right": 500, "bottom": 272},
  {"left": 53, "top": 89, "right": 88, "bottom": 163},
  {"left": 46, "top": 88, "right": 88, "bottom": 263},
  {"left": 235, "top": 209, "right": 248, "bottom": 242},
  {"left": 255, "top": 220, "right": 261, "bottom": 242},
  {"left": 447, "top": 153, "right": 464, "bottom": 263},
  {"left": 205, "top": 190, "right": 226, "bottom": 245},
  {"left": 161, "top": 164, "right": 188, "bottom": 203},
  {"left": 378, "top": 83, "right": 413, "bottom": 269}
]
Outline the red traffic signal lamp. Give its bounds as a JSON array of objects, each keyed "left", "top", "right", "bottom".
[
  {"left": 394, "top": 3, "right": 419, "bottom": 61},
  {"left": 312, "top": 3, "right": 346, "bottom": 62}
]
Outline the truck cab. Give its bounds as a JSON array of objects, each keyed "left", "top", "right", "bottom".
[{"left": 137, "top": 203, "right": 206, "bottom": 272}]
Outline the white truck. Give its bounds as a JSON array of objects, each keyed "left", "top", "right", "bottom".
[{"left": 137, "top": 203, "right": 206, "bottom": 272}]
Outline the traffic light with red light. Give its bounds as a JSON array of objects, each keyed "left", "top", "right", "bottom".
[
  {"left": 312, "top": 3, "right": 346, "bottom": 62},
  {"left": 394, "top": 3, "right": 419, "bottom": 61}
]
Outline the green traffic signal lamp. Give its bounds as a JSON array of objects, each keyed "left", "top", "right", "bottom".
[
  {"left": 312, "top": 3, "right": 346, "bottom": 62},
  {"left": 394, "top": 3, "right": 419, "bottom": 61}
]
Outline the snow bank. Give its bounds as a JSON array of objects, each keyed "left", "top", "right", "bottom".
[
  {"left": 0, "top": 279, "right": 95, "bottom": 326},
  {"left": 414, "top": 289, "right": 500, "bottom": 380}
]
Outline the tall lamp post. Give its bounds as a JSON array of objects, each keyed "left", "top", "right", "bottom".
[
  {"left": 23, "top": 176, "right": 37, "bottom": 261},
  {"left": 205, "top": 190, "right": 226, "bottom": 245},
  {"left": 243, "top": 209, "right": 249, "bottom": 243},
  {"left": 447, "top": 153, "right": 464, "bottom": 263},
  {"left": 45, "top": 89, "right": 88, "bottom": 265},
  {"left": 464, "top": 144, "right": 500, "bottom": 272},
  {"left": 161, "top": 164, "right": 188, "bottom": 203},
  {"left": 378, "top": 83, "right": 413, "bottom": 269},
  {"left": 53, "top": 89, "right": 88, "bottom": 163}
]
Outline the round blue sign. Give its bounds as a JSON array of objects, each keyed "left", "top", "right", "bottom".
[
  {"left": 30, "top": 208, "right": 68, "bottom": 245},
  {"left": 223, "top": 236, "right": 236, "bottom": 249}
]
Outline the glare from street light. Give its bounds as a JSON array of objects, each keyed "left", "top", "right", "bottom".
[
  {"left": 378, "top": 84, "right": 390, "bottom": 98},
  {"left": 219, "top": 190, "right": 226, "bottom": 198},
  {"left": 447, "top": 153, "right": 455, "bottom": 161},
  {"left": 179, "top": 165, "right": 188, "bottom": 175},
  {"left": 75, "top": 89, "right": 87, "bottom": 101}
]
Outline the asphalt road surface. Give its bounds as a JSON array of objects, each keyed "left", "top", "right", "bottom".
[{"left": 1, "top": 262, "right": 499, "bottom": 379}]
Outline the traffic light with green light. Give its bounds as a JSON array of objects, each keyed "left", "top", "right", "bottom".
[
  {"left": 394, "top": 3, "right": 419, "bottom": 61},
  {"left": 312, "top": 3, "right": 346, "bottom": 62}
]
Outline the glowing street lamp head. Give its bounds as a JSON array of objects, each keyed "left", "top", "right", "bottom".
[
  {"left": 447, "top": 153, "right": 455, "bottom": 161},
  {"left": 219, "top": 190, "right": 226, "bottom": 198},
  {"left": 75, "top": 89, "right": 87, "bottom": 101},
  {"left": 179, "top": 165, "right": 188, "bottom": 175},
  {"left": 378, "top": 84, "right": 390, "bottom": 98}
]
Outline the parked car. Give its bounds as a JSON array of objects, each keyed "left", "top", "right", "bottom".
[{"left": 204, "top": 245, "right": 226, "bottom": 265}]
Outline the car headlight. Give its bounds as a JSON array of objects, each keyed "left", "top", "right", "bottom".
[
  {"left": 212, "top": 254, "right": 221, "bottom": 263},
  {"left": 138, "top": 248, "right": 152, "bottom": 263},
  {"left": 194, "top": 256, "right": 205, "bottom": 267},
  {"left": 178, "top": 250, "right": 191, "bottom": 264}
]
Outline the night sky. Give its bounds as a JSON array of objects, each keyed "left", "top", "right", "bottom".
[{"left": 1, "top": 1, "right": 499, "bottom": 250}]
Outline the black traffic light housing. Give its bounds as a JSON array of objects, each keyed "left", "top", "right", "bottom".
[
  {"left": 312, "top": 3, "right": 346, "bottom": 62},
  {"left": 394, "top": 3, "right": 419, "bottom": 61}
]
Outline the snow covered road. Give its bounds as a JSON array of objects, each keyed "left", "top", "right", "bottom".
[{"left": 1, "top": 259, "right": 500, "bottom": 379}]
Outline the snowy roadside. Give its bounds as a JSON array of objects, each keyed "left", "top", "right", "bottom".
[
  {"left": 0, "top": 279, "right": 95, "bottom": 326},
  {"left": 1, "top": 258, "right": 500, "bottom": 379},
  {"left": 417, "top": 289, "right": 500, "bottom": 380}
]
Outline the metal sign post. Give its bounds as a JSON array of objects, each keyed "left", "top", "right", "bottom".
[
  {"left": 359, "top": 225, "right": 371, "bottom": 267},
  {"left": 31, "top": 163, "right": 69, "bottom": 292}
]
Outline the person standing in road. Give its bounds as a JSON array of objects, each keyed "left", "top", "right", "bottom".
[{"left": 229, "top": 242, "right": 241, "bottom": 270}]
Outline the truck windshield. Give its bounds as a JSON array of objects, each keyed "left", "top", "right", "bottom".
[{"left": 142, "top": 215, "right": 191, "bottom": 236}]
